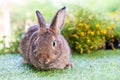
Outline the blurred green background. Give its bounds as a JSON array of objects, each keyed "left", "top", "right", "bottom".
[{"left": 0, "top": 0, "right": 120, "bottom": 54}]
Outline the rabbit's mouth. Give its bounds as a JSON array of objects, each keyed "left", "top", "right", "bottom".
[
  {"left": 43, "top": 64, "right": 49, "bottom": 67},
  {"left": 39, "top": 60, "right": 54, "bottom": 67},
  {"left": 38, "top": 61, "right": 53, "bottom": 69},
  {"left": 38, "top": 53, "right": 62, "bottom": 67}
]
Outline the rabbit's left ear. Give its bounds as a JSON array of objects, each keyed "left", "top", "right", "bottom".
[
  {"left": 50, "top": 7, "right": 66, "bottom": 34},
  {"left": 36, "top": 10, "right": 46, "bottom": 33}
]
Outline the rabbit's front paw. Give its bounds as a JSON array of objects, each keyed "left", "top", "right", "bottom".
[
  {"left": 23, "top": 60, "right": 28, "bottom": 64},
  {"left": 65, "top": 63, "right": 73, "bottom": 69}
]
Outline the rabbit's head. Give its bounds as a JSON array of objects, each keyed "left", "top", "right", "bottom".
[{"left": 33, "top": 7, "right": 66, "bottom": 66}]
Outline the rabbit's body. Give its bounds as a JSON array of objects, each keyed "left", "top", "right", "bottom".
[
  {"left": 20, "top": 25, "right": 38, "bottom": 64},
  {"left": 20, "top": 7, "right": 72, "bottom": 70}
]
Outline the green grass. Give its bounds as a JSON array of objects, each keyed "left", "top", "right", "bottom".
[{"left": 0, "top": 50, "right": 120, "bottom": 80}]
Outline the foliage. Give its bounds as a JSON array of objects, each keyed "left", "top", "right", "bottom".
[
  {"left": 104, "top": 10, "right": 120, "bottom": 49},
  {"left": 108, "top": 10, "right": 120, "bottom": 39},
  {"left": 63, "top": 7, "right": 115, "bottom": 54},
  {"left": 0, "top": 28, "right": 24, "bottom": 54},
  {"left": 0, "top": 36, "right": 8, "bottom": 54}
]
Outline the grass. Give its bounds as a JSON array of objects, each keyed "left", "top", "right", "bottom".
[{"left": 0, "top": 50, "right": 120, "bottom": 80}]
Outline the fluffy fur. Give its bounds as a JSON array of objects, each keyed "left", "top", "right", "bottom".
[{"left": 20, "top": 7, "right": 73, "bottom": 70}]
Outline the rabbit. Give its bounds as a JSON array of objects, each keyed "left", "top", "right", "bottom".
[{"left": 20, "top": 7, "right": 73, "bottom": 70}]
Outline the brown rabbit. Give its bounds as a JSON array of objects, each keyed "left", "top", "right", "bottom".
[{"left": 20, "top": 7, "right": 73, "bottom": 70}]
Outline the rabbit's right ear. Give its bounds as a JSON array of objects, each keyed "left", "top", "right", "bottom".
[
  {"left": 36, "top": 10, "right": 46, "bottom": 33},
  {"left": 50, "top": 7, "right": 66, "bottom": 35}
]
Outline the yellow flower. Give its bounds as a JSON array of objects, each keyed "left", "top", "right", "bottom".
[
  {"left": 90, "top": 31, "right": 94, "bottom": 36},
  {"left": 87, "top": 39, "right": 90, "bottom": 43},
  {"left": 80, "top": 32, "right": 85, "bottom": 37},
  {"left": 77, "top": 45, "right": 81, "bottom": 50},
  {"left": 85, "top": 24, "right": 89, "bottom": 30},
  {"left": 90, "top": 46, "right": 93, "bottom": 49},
  {"left": 107, "top": 26, "right": 112, "bottom": 30},
  {"left": 78, "top": 23, "right": 83, "bottom": 27},
  {"left": 72, "top": 34, "right": 79, "bottom": 39},
  {"left": 102, "top": 37, "right": 105, "bottom": 40},
  {"left": 101, "top": 30, "right": 107, "bottom": 35},
  {"left": 96, "top": 24, "right": 100, "bottom": 29},
  {"left": 97, "top": 31, "right": 100, "bottom": 35}
]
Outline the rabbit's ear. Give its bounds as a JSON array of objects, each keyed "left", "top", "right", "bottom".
[
  {"left": 50, "top": 7, "right": 66, "bottom": 34},
  {"left": 36, "top": 10, "right": 46, "bottom": 32}
]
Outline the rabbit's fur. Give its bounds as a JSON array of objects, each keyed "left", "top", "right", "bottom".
[{"left": 20, "top": 7, "right": 72, "bottom": 70}]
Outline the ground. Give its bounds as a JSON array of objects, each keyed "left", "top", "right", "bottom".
[{"left": 0, "top": 50, "right": 120, "bottom": 80}]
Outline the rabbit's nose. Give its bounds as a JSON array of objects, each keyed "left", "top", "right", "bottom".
[{"left": 43, "top": 54, "right": 51, "bottom": 64}]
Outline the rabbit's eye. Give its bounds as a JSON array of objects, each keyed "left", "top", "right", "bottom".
[
  {"left": 34, "top": 51, "right": 37, "bottom": 55},
  {"left": 52, "top": 40, "right": 56, "bottom": 47},
  {"left": 33, "top": 50, "right": 37, "bottom": 55}
]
